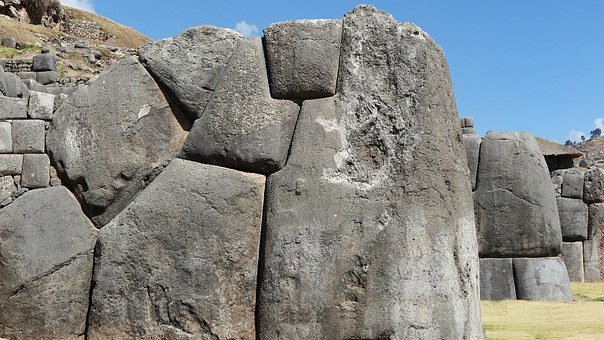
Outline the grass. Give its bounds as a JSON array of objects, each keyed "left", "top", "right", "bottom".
[
  {"left": 481, "top": 282, "right": 604, "bottom": 339},
  {"left": 0, "top": 45, "right": 41, "bottom": 59}
]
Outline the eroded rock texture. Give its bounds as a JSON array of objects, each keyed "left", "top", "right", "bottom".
[
  {"left": 88, "top": 159, "right": 265, "bottom": 339},
  {"left": 47, "top": 57, "right": 188, "bottom": 227},
  {"left": 474, "top": 132, "right": 562, "bottom": 257},
  {"left": 0, "top": 187, "right": 97, "bottom": 339},
  {"left": 513, "top": 257, "right": 572, "bottom": 302},
  {"left": 257, "top": 6, "right": 482, "bottom": 339},
  {"left": 139, "top": 26, "right": 243, "bottom": 120},
  {"left": 179, "top": 37, "right": 300, "bottom": 174}
]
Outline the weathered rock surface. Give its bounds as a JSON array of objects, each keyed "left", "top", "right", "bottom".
[
  {"left": 474, "top": 132, "right": 562, "bottom": 257},
  {"left": 584, "top": 167, "right": 604, "bottom": 203},
  {"left": 258, "top": 6, "right": 482, "bottom": 339},
  {"left": 513, "top": 257, "right": 572, "bottom": 302},
  {"left": 264, "top": 19, "right": 342, "bottom": 99},
  {"left": 47, "top": 57, "right": 188, "bottom": 226},
  {"left": 88, "top": 159, "right": 265, "bottom": 339},
  {"left": 21, "top": 154, "right": 50, "bottom": 189},
  {"left": 12, "top": 119, "right": 45, "bottom": 153},
  {"left": 561, "top": 168, "right": 585, "bottom": 199},
  {"left": 0, "top": 187, "right": 97, "bottom": 339},
  {"left": 0, "top": 70, "right": 28, "bottom": 98},
  {"left": 479, "top": 258, "right": 516, "bottom": 300},
  {"left": 557, "top": 197, "right": 588, "bottom": 241},
  {"left": 28, "top": 91, "right": 55, "bottom": 120},
  {"left": 551, "top": 169, "right": 566, "bottom": 197},
  {"left": 139, "top": 26, "right": 243, "bottom": 120},
  {"left": 561, "top": 242, "right": 584, "bottom": 282},
  {"left": 179, "top": 37, "right": 300, "bottom": 174},
  {"left": 462, "top": 134, "right": 481, "bottom": 191},
  {"left": 0, "top": 97, "right": 27, "bottom": 119},
  {"left": 585, "top": 203, "right": 604, "bottom": 282},
  {"left": 32, "top": 53, "right": 57, "bottom": 72}
]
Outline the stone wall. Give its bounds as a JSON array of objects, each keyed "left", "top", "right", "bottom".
[
  {"left": 60, "top": 19, "right": 116, "bottom": 42},
  {"left": 0, "top": 5, "right": 484, "bottom": 339}
]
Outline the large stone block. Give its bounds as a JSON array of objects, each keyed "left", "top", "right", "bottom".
[
  {"left": 479, "top": 258, "right": 516, "bottom": 300},
  {"left": 258, "top": 6, "right": 482, "bottom": 339},
  {"left": 0, "top": 121, "right": 11, "bottom": 153},
  {"left": 0, "top": 187, "right": 97, "bottom": 339},
  {"left": 139, "top": 26, "right": 242, "bottom": 120},
  {"left": 462, "top": 134, "right": 481, "bottom": 191},
  {"left": 561, "top": 168, "right": 585, "bottom": 199},
  {"left": 179, "top": 37, "right": 300, "bottom": 174},
  {"left": 21, "top": 154, "right": 50, "bottom": 189},
  {"left": 561, "top": 242, "right": 585, "bottom": 282},
  {"left": 264, "top": 19, "right": 342, "bottom": 99},
  {"left": 11, "top": 119, "right": 45, "bottom": 153},
  {"left": 88, "top": 159, "right": 265, "bottom": 339},
  {"left": 584, "top": 167, "right": 604, "bottom": 203},
  {"left": 32, "top": 53, "right": 57, "bottom": 71},
  {"left": 0, "top": 154, "right": 22, "bottom": 176},
  {"left": 0, "top": 71, "right": 29, "bottom": 98},
  {"left": 47, "top": 57, "right": 188, "bottom": 227},
  {"left": 27, "top": 91, "right": 55, "bottom": 120},
  {"left": 0, "top": 96, "right": 27, "bottom": 119},
  {"left": 474, "top": 132, "right": 562, "bottom": 257},
  {"left": 513, "top": 257, "right": 572, "bottom": 302},
  {"left": 557, "top": 197, "right": 588, "bottom": 241},
  {"left": 36, "top": 71, "right": 60, "bottom": 85}
]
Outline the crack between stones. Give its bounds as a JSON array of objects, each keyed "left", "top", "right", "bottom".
[
  {"left": 83, "top": 241, "right": 99, "bottom": 340},
  {"left": 254, "top": 179, "right": 270, "bottom": 338}
]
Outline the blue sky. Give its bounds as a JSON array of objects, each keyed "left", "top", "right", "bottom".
[{"left": 61, "top": 0, "right": 604, "bottom": 143}]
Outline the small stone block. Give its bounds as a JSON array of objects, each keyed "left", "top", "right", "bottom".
[
  {"left": 0, "top": 96, "right": 27, "bottom": 119},
  {"left": 32, "top": 53, "right": 57, "bottom": 72},
  {"left": 0, "top": 154, "right": 23, "bottom": 176},
  {"left": 17, "top": 72, "right": 37, "bottom": 80},
  {"left": 464, "top": 117, "right": 475, "bottom": 128},
  {"left": 557, "top": 197, "right": 589, "bottom": 241},
  {"left": 479, "top": 258, "right": 516, "bottom": 300},
  {"left": 21, "top": 154, "right": 50, "bottom": 189},
  {"left": 36, "top": 71, "right": 60, "bottom": 85},
  {"left": 28, "top": 91, "right": 55, "bottom": 120},
  {"left": 462, "top": 127, "right": 477, "bottom": 135},
  {"left": 0, "top": 121, "right": 11, "bottom": 153},
  {"left": 1, "top": 37, "right": 16, "bottom": 48},
  {"left": 12, "top": 120, "right": 45, "bottom": 153},
  {"left": 562, "top": 168, "right": 585, "bottom": 199},
  {"left": 561, "top": 242, "right": 584, "bottom": 282}
]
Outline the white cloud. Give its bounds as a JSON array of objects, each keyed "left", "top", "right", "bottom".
[
  {"left": 595, "top": 118, "right": 604, "bottom": 130},
  {"left": 60, "top": 0, "right": 95, "bottom": 13},
  {"left": 568, "top": 130, "right": 586, "bottom": 142},
  {"left": 235, "top": 21, "right": 259, "bottom": 37}
]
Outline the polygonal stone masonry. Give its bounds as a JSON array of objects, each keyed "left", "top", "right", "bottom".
[
  {"left": 0, "top": 96, "right": 27, "bottom": 119},
  {"left": 11, "top": 119, "right": 45, "bottom": 153},
  {"left": 28, "top": 91, "right": 55, "bottom": 120}
]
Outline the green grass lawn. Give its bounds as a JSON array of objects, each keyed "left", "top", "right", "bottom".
[{"left": 481, "top": 283, "right": 604, "bottom": 339}]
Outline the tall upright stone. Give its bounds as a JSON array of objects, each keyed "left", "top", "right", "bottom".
[
  {"left": 88, "top": 159, "right": 265, "bottom": 339},
  {"left": 462, "top": 134, "right": 481, "bottom": 191},
  {"left": 0, "top": 187, "right": 97, "bottom": 339},
  {"left": 474, "top": 132, "right": 562, "bottom": 257},
  {"left": 257, "top": 6, "right": 482, "bottom": 339},
  {"left": 139, "top": 26, "right": 243, "bottom": 120},
  {"left": 585, "top": 203, "right": 604, "bottom": 281},
  {"left": 46, "top": 57, "right": 188, "bottom": 226}
]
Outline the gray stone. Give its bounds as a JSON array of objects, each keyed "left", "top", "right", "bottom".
[
  {"left": 32, "top": 53, "right": 57, "bottom": 71},
  {"left": 513, "top": 257, "right": 572, "bottom": 302},
  {"left": 464, "top": 117, "right": 475, "bottom": 128},
  {"left": 561, "top": 168, "right": 585, "bottom": 199},
  {"left": 583, "top": 167, "right": 604, "bottom": 203},
  {"left": 479, "top": 258, "right": 516, "bottom": 301},
  {"left": 264, "top": 19, "right": 342, "bottom": 99},
  {"left": 11, "top": 119, "right": 45, "bottom": 153},
  {"left": 47, "top": 57, "right": 188, "bottom": 227},
  {"left": 139, "top": 26, "right": 243, "bottom": 120},
  {"left": 462, "top": 127, "right": 477, "bottom": 135},
  {"left": 21, "top": 78, "right": 47, "bottom": 93},
  {"left": 27, "top": 91, "right": 55, "bottom": 120},
  {"left": 474, "top": 132, "right": 562, "bottom": 257},
  {"left": 0, "top": 187, "right": 97, "bottom": 339},
  {"left": 557, "top": 197, "right": 588, "bottom": 241},
  {"left": 17, "top": 71, "right": 36, "bottom": 80},
  {"left": 551, "top": 169, "right": 566, "bottom": 197},
  {"left": 88, "top": 159, "right": 265, "bottom": 339},
  {"left": 179, "top": 37, "right": 300, "bottom": 174},
  {"left": 0, "top": 175, "right": 16, "bottom": 202},
  {"left": 1, "top": 37, "right": 16, "bottom": 48},
  {"left": 462, "top": 134, "right": 481, "bottom": 191},
  {"left": 36, "top": 71, "right": 60, "bottom": 85},
  {"left": 585, "top": 203, "right": 604, "bottom": 281},
  {"left": 21, "top": 154, "right": 49, "bottom": 189},
  {"left": 0, "top": 154, "right": 22, "bottom": 176},
  {"left": 561, "top": 241, "right": 584, "bottom": 282},
  {"left": 258, "top": 6, "right": 482, "bottom": 339},
  {"left": 0, "top": 121, "right": 11, "bottom": 153},
  {"left": 0, "top": 96, "right": 27, "bottom": 119},
  {"left": 0, "top": 71, "right": 28, "bottom": 98}
]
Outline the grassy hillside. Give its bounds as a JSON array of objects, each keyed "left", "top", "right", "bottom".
[{"left": 481, "top": 283, "right": 604, "bottom": 339}]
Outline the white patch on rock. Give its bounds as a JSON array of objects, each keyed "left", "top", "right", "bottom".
[{"left": 137, "top": 104, "right": 151, "bottom": 121}]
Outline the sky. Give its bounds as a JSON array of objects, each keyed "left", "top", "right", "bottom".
[{"left": 59, "top": 0, "right": 604, "bottom": 143}]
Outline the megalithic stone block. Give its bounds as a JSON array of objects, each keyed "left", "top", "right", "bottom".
[
  {"left": 462, "top": 134, "right": 481, "bottom": 191},
  {"left": 139, "top": 26, "right": 243, "bottom": 120},
  {"left": 479, "top": 258, "right": 516, "bottom": 300},
  {"left": 560, "top": 241, "right": 584, "bottom": 282},
  {"left": 513, "top": 257, "right": 572, "bottom": 302},
  {"left": 179, "top": 37, "right": 300, "bottom": 175},
  {"left": 585, "top": 203, "right": 604, "bottom": 282},
  {"left": 474, "top": 132, "right": 562, "bottom": 257},
  {"left": 584, "top": 167, "right": 604, "bottom": 204},
  {"left": 561, "top": 168, "right": 585, "bottom": 199},
  {"left": 257, "top": 6, "right": 483, "bottom": 339},
  {"left": 557, "top": 197, "right": 588, "bottom": 241},
  {"left": 88, "top": 159, "right": 265, "bottom": 339},
  {"left": 264, "top": 19, "right": 342, "bottom": 99}
]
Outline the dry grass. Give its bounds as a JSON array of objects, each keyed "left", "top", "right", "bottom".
[
  {"left": 63, "top": 7, "right": 151, "bottom": 48},
  {"left": 481, "top": 282, "right": 604, "bottom": 339},
  {"left": 0, "top": 14, "right": 64, "bottom": 44}
]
